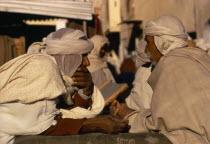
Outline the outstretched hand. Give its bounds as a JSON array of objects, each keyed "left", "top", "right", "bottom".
[
  {"left": 72, "top": 66, "right": 94, "bottom": 96},
  {"left": 110, "top": 100, "right": 134, "bottom": 119},
  {"left": 80, "top": 115, "right": 130, "bottom": 134}
]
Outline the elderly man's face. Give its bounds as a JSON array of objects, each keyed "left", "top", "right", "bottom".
[{"left": 145, "top": 35, "right": 163, "bottom": 63}]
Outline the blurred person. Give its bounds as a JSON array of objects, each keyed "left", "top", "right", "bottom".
[
  {"left": 0, "top": 28, "right": 128, "bottom": 144},
  {"left": 195, "top": 21, "right": 210, "bottom": 51},
  {"left": 88, "top": 35, "right": 115, "bottom": 87},
  {"left": 111, "top": 15, "right": 210, "bottom": 144}
]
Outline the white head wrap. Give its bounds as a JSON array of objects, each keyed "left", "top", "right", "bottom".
[
  {"left": 27, "top": 28, "right": 94, "bottom": 104},
  {"left": 87, "top": 35, "right": 110, "bottom": 73},
  {"left": 135, "top": 39, "right": 151, "bottom": 67},
  {"left": 144, "top": 15, "right": 188, "bottom": 55},
  {"left": 27, "top": 28, "right": 94, "bottom": 77},
  {"left": 28, "top": 28, "right": 93, "bottom": 55}
]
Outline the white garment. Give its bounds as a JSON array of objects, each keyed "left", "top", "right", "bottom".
[
  {"left": 0, "top": 54, "right": 105, "bottom": 144},
  {"left": 125, "top": 66, "right": 152, "bottom": 110},
  {"left": 0, "top": 54, "right": 66, "bottom": 104},
  {"left": 144, "top": 15, "right": 188, "bottom": 55},
  {"left": 0, "top": 100, "right": 59, "bottom": 144},
  {"left": 129, "top": 47, "right": 210, "bottom": 144},
  {"left": 88, "top": 35, "right": 109, "bottom": 73},
  {"left": 87, "top": 35, "right": 115, "bottom": 87}
]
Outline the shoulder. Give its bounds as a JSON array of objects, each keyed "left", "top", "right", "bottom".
[{"left": 27, "top": 54, "right": 58, "bottom": 70}]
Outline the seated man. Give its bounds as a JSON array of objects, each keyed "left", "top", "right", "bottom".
[
  {"left": 87, "top": 35, "right": 115, "bottom": 87},
  {"left": 111, "top": 15, "right": 210, "bottom": 144},
  {"left": 0, "top": 28, "right": 128, "bottom": 144}
]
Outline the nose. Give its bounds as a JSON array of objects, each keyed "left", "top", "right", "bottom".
[{"left": 82, "top": 56, "right": 90, "bottom": 66}]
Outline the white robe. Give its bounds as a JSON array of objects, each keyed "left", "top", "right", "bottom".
[
  {"left": 0, "top": 54, "right": 104, "bottom": 144},
  {"left": 125, "top": 66, "right": 152, "bottom": 110},
  {"left": 129, "top": 47, "right": 210, "bottom": 144}
]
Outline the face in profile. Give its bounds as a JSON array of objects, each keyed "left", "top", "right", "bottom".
[
  {"left": 99, "top": 44, "right": 109, "bottom": 58},
  {"left": 144, "top": 35, "right": 163, "bottom": 63}
]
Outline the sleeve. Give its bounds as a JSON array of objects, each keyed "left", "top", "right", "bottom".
[
  {"left": 0, "top": 131, "right": 14, "bottom": 144},
  {"left": 0, "top": 55, "right": 66, "bottom": 103}
]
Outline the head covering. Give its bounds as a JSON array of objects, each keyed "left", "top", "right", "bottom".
[
  {"left": 135, "top": 39, "right": 151, "bottom": 67},
  {"left": 87, "top": 35, "right": 110, "bottom": 73},
  {"left": 144, "top": 15, "right": 188, "bottom": 55},
  {"left": 27, "top": 28, "right": 94, "bottom": 77}
]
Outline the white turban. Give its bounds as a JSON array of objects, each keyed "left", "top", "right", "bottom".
[
  {"left": 27, "top": 28, "right": 93, "bottom": 55},
  {"left": 87, "top": 35, "right": 110, "bottom": 73},
  {"left": 27, "top": 28, "right": 94, "bottom": 78},
  {"left": 144, "top": 15, "right": 188, "bottom": 55}
]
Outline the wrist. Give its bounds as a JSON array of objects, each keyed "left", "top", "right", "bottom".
[{"left": 80, "top": 118, "right": 98, "bottom": 133}]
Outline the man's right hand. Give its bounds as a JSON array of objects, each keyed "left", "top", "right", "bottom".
[{"left": 80, "top": 115, "right": 129, "bottom": 134}]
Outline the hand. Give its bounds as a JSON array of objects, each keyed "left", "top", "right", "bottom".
[
  {"left": 80, "top": 115, "right": 129, "bottom": 134},
  {"left": 110, "top": 100, "right": 134, "bottom": 119},
  {"left": 72, "top": 66, "right": 94, "bottom": 96}
]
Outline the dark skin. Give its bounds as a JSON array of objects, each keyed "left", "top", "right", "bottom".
[
  {"left": 99, "top": 44, "right": 109, "bottom": 58},
  {"left": 72, "top": 54, "right": 94, "bottom": 96},
  {"left": 71, "top": 53, "right": 129, "bottom": 134}
]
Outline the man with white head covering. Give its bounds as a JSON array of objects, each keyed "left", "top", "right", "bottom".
[
  {"left": 87, "top": 35, "right": 115, "bottom": 87},
  {"left": 0, "top": 28, "right": 128, "bottom": 144},
  {"left": 111, "top": 15, "right": 210, "bottom": 144}
]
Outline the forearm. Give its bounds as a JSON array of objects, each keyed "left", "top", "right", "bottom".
[{"left": 42, "top": 116, "right": 85, "bottom": 136}]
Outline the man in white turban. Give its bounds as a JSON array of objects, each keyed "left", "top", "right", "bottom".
[
  {"left": 0, "top": 28, "right": 128, "bottom": 144},
  {"left": 87, "top": 35, "right": 115, "bottom": 87},
  {"left": 111, "top": 15, "right": 210, "bottom": 144}
]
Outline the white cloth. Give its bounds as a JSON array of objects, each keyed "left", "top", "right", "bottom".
[
  {"left": 27, "top": 28, "right": 93, "bottom": 55},
  {"left": 129, "top": 47, "right": 210, "bottom": 144},
  {"left": 0, "top": 54, "right": 66, "bottom": 104},
  {"left": 144, "top": 15, "right": 188, "bottom": 55},
  {"left": 0, "top": 54, "right": 104, "bottom": 144},
  {"left": 88, "top": 35, "right": 109, "bottom": 73},
  {"left": 135, "top": 39, "right": 150, "bottom": 67},
  {"left": 0, "top": 100, "right": 59, "bottom": 144},
  {"left": 26, "top": 28, "right": 105, "bottom": 118},
  {"left": 27, "top": 28, "right": 94, "bottom": 78},
  {"left": 60, "top": 85, "right": 104, "bottom": 119},
  {"left": 87, "top": 35, "right": 115, "bottom": 87},
  {"left": 125, "top": 66, "right": 152, "bottom": 110}
]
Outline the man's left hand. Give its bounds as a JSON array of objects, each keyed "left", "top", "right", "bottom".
[{"left": 72, "top": 66, "right": 94, "bottom": 96}]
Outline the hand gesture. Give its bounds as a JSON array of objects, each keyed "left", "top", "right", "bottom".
[
  {"left": 72, "top": 66, "right": 94, "bottom": 96},
  {"left": 110, "top": 100, "right": 134, "bottom": 119}
]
